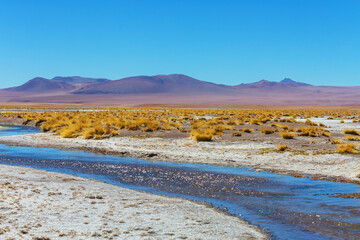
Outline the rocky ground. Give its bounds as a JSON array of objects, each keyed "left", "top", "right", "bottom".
[{"left": 0, "top": 164, "right": 268, "bottom": 240}]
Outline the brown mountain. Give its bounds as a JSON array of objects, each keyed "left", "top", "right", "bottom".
[
  {"left": 2, "top": 74, "right": 360, "bottom": 106},
  {"left": 5, "top": 77, "right": 77, "bottom": 93},
  {"left": 73, "top": 74, "right": 232, "bottom": 95},
  {"left": 51, "top": 76, "right": 109, "bottom": 84},
  {"left": 234, "top": 78, "right": 311, "bottom": 89},
  {"left": 5, "top": 76, "right": 110, "bottom": 93}
]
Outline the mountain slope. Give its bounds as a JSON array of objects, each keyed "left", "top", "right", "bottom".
[
  {"left": 73, "top": 74, "right": 232, "bottom": 95},
  {"left": 52, "top": 76, "right": 109, "bottom": 84},
  {"left": 3, "top": 74, "right": 360, "bottom": 106},
  {"left": 234, "top": 78, "right": 311, "bottom": 89},
  {"left": 5, "top": 77, "right": 76, "bottom": 93}
]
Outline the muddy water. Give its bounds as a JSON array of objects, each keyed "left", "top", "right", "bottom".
[{"left": 0, "top": 126, "right": 359, "bottom": 239}]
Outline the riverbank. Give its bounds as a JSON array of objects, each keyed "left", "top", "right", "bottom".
[
  {"left": 0, "top": 131, "right": 359, "bottom": 183},
  {"left": 0, "top": 164, "right": 267, "bottom": 239}
]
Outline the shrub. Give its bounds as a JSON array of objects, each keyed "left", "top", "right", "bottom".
[
  {"left": 344, "top": 129, "right": 360, "bottom": 135},
  {"left": 83, "top": 129, "right": 94, "bottom": 139},
  {"left": 277, "top": 144, "right": 288, "bottom": 151},
  {"left": 280, "top": 131, "right": 295, "bottom": 139},
  {"left": 337, "top": 143, "right": 356, "bottom": 154},
  {"left": 242, "top": 128, "right": 253, "bottom": 133},
  {"left": 346, "top": 136, "right": 360, "bottom": 141},
  {"left": 305, "top": 119, "right": 318, "bottom": 126},
  {"left": 330, "top": 138, "right": 341, "bottom": 144},
  {"left": 261, "top": 128, "right": 275, "bottom": 134},
  {"left": 60, "top": 128, "right": 77, "bottom": 138},
  {"left": 191, "top": 129, "right": 213, "bottom": 141},
  {"left": 232, "top": 131, "right": 242, "bottom": 137}
]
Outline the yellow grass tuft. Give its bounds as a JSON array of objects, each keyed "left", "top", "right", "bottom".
[
  {"left": 191, "top": 129, "right": 213, "bottom": 141},
  {"left": 261, "top": 128, "right": 275, "bottom": 134},
  {"left": 330, "top": 138, "right": 341, "bottom": 144},
  {"left": 242, "top": 128, "right": 253, "bottom": 133},
  {"left": 277, "top": 144, "right": 288, "bottom": 151},
  {"left": 232, "top": 131, "right": 242, "bottom": 137},
  {"left": 344, "top": 129, "right": 360, "bottom": 135},
  {"left": 280, "top": 131, "right": 295, "bottom": 139},
  {"left": 337, "top": 143, "right": 356, "bottom": 154},
  {"left": 346, "top": 136, "right": 360, "bottom": 141}
]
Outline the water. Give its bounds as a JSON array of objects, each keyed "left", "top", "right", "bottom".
[{"left": 0, "top": 126, "right": 359, "bottom": 239}]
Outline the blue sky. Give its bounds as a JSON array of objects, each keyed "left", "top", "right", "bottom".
[{"left": 0, "top": 0, "right": 359, "bottom": 88}]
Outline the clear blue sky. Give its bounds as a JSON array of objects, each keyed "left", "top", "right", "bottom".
[{"left": 1, "top": 0, "right": 359, "bottom": 88}]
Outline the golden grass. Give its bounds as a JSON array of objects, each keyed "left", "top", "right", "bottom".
[
  {"left": 280, "top": 131, "right": 295, "bottom": 139},
  {"left": 232, "top": 131, "right": 242, "bottom": 136},
  {"left": 330, "top": 138, "right": 341, "bottom": 144},
  {"left": 261, "top": 128, "right": 275, "bottom": 134},
  {"left": 337, "top": 143, "right": 356, "bottom": 154},
  {"left": 344, "top": 129, "right": 360, "bottom": 135},
  {"left": 277, "top": 144, "right": 288, "bottom": 151},
  {"left": 242, "top": 128, "right": 253, "bottom": 133},
  {"left": 346, "top": 136, "right": 360, "bottom": 141},
  {"left": 191, "top": 129, "right": 214, "bottom": 141},
  {"left": 1, "top": 107, "right": 360, "bottom": 144}
]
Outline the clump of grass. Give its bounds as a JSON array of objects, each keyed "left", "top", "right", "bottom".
[
  {"left": 296, "top": 126, "right": 330, "bottom": 137},
  {"left": 59, "top": 128, "right": 77, "bottom": 138},
  {"left": 242, "top": 128, "right": 253, "bottom": 133},
  {"left": 346, "top": 136, "right": 360, "bottom": 141},
  {"left": 330, "top": 138, "right": 341, "bottom": 144},
  {"left": 191, "top": 129, "right": 213, "bottom": 141},
  {"left": 344, "top": 129, "right": 360, "bottom": 135},
  {"left": 261, "top": 128, "right": 275, "bottom": 134},
  {"left": 83, "top": 129, "right": 95, "bottom": 139},
  {"left": 280, "top": 131, "right": 295, "bottom": 139},
  {"left": 305, "top": 119, "right": 318, "bottom": 126},
  {"left": 337, "top": 143, "right": 356, "bottom": 154},
  {"left": 232, "top": 131, "right": 242, "bottom": 137},
  {"left": 277, "top": 144, "right": 288, "bottom": 151}
]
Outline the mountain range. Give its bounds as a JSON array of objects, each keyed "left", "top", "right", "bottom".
[{"left": 1, "top": 74, "right": 360, "bottom": 106}]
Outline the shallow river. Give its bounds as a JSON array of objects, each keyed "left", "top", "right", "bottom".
[{"left": 0, "top": 126, "right": 359, "bottom": 239}]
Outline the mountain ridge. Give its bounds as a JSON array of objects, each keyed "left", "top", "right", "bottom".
[
  {"left": 3, "top": 74, "right": 313, "bottom": 94},
  {"left": 2, "top": 74, "right": 360, "bottom": 105}
]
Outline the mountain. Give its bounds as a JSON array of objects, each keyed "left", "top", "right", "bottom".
[
  {"left": 5, "top": 77, "right": 77, "bottom": 93},
  {"left": 73, "top": 74, "right": 231, "bottom": 95},
  {"left": 234, "top": 78, "right": 311, "bottom": 89},
  {"left": 2, "top": 74, "right": 360, "bottom": 105},
  {"left": 52, "top": 76, "right": 109, "bottom": 84},
  {"left": 5, "top": 76, "right": 110, "bottom": 93}
]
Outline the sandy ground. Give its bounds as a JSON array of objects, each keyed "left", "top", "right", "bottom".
[
  {"left": 0, "top": 164, "right": 267, "bottom": 240},
  {"left": 0, "top": 131, "right": 359, "bottom": 182}
]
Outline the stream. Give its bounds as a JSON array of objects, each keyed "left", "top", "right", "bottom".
[{"left": 0, "top": 126, "right": 359, "bottom": 239}]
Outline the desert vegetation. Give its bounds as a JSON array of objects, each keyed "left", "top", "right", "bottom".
[{"left": 1, "top": 106, "right": 360, "bottom": 154}]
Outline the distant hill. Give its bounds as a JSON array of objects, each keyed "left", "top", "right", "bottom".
[
  {"left": 73, "top": 74, "right": 231, "bottom": 95},
  {"left": 52, "top": 76, "right": 109, "bottom": 84},
  {"left": 5, "top": 76, "right": 110, "bottom": 93},
  {"left": 2, "top": 74, "right": 360, "bottom": 105},
  {"left": 5, "top": 77, "right": 76, "bottom": 93},
  {"left": 234, "top": 78, "right": 311, "bottom": 89}
]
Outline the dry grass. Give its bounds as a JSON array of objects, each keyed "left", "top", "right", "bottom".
[
  {"left": 261, "top": 128, "right": 276, "bottom": 135},
  {"left": 277, "top": 144, "right": 288, "bottom": 151},
  {"left": 191, "top": 129, "right": 213, "bottom": 141},
  {"left": 280, "top": 131, "right": 295, "bottom": 139},
  {"left": 242, "top": 128, "right": 253, "bottom": 133},
  {"left": 232, "top": 131, "right": 242, "bottom": 137},
  {"left": 330, "top": 138, "right": 341, "bottom": 144},
  {"left": 344, "top": 129, "right": 360, "bottom": 136},
  {"left": 346, "top": 136, "right": 360, "bottom": 141},
  {"left": 337, "top": 143, "right": 357, "bottom": 154}
]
